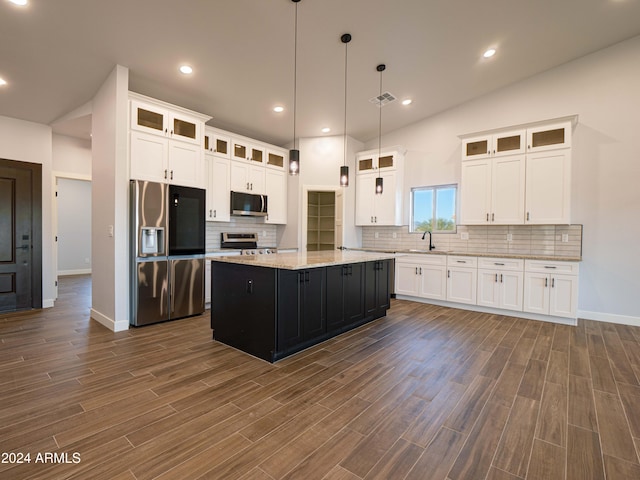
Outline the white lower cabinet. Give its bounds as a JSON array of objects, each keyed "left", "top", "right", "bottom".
[
  {"left": 395, "top": 254, "right": 579, "bottom": 322},
  {"left": 446, "top": 256, "right": 477, "bottom": 305},
  {"left": 395, "top": 255, "right": 447, "bottom": 300},
  {"left": 523, "top": 260, "right": 579, "bottom": 318},
  {"left": 477, "top": 257, "right": 524, "bottom": 311}
]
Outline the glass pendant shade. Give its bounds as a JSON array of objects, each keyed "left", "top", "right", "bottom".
[
  {"left": 289, "top": 149, "right": 300, "bottom": 175},
  {"left": 375, "top": 176, "right": 383, "bottom": 194},
  {"left": 340, "top": 165, "right": 349, "bottom": 186}
]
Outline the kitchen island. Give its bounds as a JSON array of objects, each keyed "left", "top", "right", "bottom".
[{"left": 210, "top": 251, "right": 396, "bottom": 362}]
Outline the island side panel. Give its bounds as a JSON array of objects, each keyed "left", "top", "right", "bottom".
[{"left": 210, "top": 261, "right": 277, "bottom": 362}]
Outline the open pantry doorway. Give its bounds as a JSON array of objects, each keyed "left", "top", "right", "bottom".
[{"left": 302, "top": 186, "right": 343, "bottom": 252}]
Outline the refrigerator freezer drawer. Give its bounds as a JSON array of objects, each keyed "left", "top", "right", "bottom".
[
  {"left": 134, "top": 260, "right": 169, "bottom": 326},
  {"left": 171, "top": 257, "right": 205, "bottom": 318}
]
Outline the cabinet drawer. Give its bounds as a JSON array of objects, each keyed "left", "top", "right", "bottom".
[
  {"left": 478, "top": 257, "right": 524, "bottom": 271},
  {"left": 524, "top": 260, "right": 579, "bottom": 275},
  {"left": 396, "top": 254, "right": 447, "bottom": 266},
  {"left": 447, "top": 255, "right": 477, "bottom": 268}
]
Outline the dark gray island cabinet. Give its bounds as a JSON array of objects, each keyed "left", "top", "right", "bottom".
[{"left": 210, "top": 251, "right": 395, "bottom": 362}]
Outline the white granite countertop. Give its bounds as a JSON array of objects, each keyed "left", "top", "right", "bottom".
[{"left": 209, "top": 250, "right": 397, "bottom": 270}]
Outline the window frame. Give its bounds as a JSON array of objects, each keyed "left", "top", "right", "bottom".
[{"left": 410, "top": 183, "right": 458, "bottom": 234}]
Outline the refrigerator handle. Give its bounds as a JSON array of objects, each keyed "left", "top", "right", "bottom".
[{"left": 170, "top": 261, "right": 175, "bottom": 313}]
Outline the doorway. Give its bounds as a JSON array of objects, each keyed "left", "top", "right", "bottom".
[
  {"left": 303, "top": 186, "right": 343, "bottom": 252},
  {"left": 0, "top": 159, "right": 42, "bottom": 312}
]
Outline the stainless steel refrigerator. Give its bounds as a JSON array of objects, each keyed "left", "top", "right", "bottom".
[{"left": 130, "top": 180, "right": 205, "bottom": 326}]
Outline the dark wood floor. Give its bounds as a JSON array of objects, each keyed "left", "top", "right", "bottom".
[{"left": 1, "top": 275, "right": 639, "bottom": 480}]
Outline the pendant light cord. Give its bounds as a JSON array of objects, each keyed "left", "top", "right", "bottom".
[
  {"left": 343, "top": 38, "right": 348, "bottom": 167},
  {"left": 292, "top": 1, "right": 298, "bottom": 150},
  {"left": 378, "top": 67, "right": 383, "bottom": 158}
]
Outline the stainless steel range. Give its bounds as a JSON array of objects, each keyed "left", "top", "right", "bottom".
[{"left": 220, "top": 232, "right": 278, "bottom": 255}]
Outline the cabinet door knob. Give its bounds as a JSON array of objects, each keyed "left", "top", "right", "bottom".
[
  {"left": 495, "top": 273, "right": 498, "bottom": 282},
  {"left": 170, "top": 170, "right": 174, "bottom": 180},
  {"left": 551, "top": 278, "right": 555, "bottom": 288},
  {"left": 419, "top": 267, "right": 422, "bottom": 275},
  {"left": 164, "top": 169, "right": 168, "bottom": 179},
  {"left": 447, "top": 270, "right": 450, "bottom": 278},
  {"left": 500, "top": 274, "right": 503, "bottom": 283},
  {"left": 486, "top": 213, "right": 489, "bottom": 222},
  {"left": 526, "top": 212, "right": 530, "bottom": 221},
  {"left": 214, "top": 209, "right": 217, "bottom": 218},
  {"left": 415, "top": 267, "right": 418, "bottom": 275},
  {"left": 491, "top": 213, "right": 495, "bottom": 221},
  {"left": 209, "top": 209, "right": 212, "bottom": 217},
  {"left": 545, "top": 278, "right": 548, "bottom": 287}
]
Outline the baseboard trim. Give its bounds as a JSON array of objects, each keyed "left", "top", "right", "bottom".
[
  {"left": 394, "top": 295, "right": 577, "bottom": 326},
  {"left": 90, "top": 308, "right": 129, "bottom": 332},
  {"left": 58, "top": 269, "right": 91, "bottom": 276},
  {"left": 578, "top": 310, "right": 640, "bottom": 327}
]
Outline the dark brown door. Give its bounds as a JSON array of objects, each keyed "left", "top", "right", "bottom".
[{"left": 0, "top": 160, "right": 41, "bottom": 312}]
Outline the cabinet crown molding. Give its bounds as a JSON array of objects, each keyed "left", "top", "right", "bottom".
[{"left": 458, "top": 115, "right": 578, "bottom": 140}]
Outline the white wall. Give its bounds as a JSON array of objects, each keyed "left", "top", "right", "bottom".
[
  {"left": 57, "top": 178, "right": 92, "bottom": 275},
  {"left": 366, "top": 36, "right": 640, "bottom": 324},
  {"left": 0, "top": 115, "right": 55, "bottom": 307},
  {"left": 90, "top": 65, "right": 130, "bottom": 332},
  {"left": 279, "top": 135, "right": 363, "bottom": 249},
  {"left": 52, "top": 134, "right": 92, "bottom": 176}
]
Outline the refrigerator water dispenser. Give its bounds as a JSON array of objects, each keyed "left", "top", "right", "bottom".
[{"left": 140, "top": 227, "right": 165, "bottom": 255}]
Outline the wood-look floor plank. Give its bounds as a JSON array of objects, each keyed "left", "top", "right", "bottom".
[
  {"left": 603, "top": 454, "right": 640, "bottom": 480},
  {"left": 447, "top": 398, "right": 511, "bottom": 480},
  {"left": 362, "top": 438, "right": 424, "bottom": 480},
  {"left": 493, "top": 395, "right": 539, "bottom": 477},
  {"left": 568, "top": 375, "right": 598, "bottom": 431},
  {"left": 404, "top": 427, "right": 466, "bottom": 480},
  {"left": 593, "top": 390, "right": 639, "bottom": 463},
  {"left": 527, "top": 438, "right": 566, "bottom": 480},
  {"left": 567, "top": 425, "right": 605, "bottom": 480},
  {"left": 536, "top": 381, "right": 567, "bottom": 447}
]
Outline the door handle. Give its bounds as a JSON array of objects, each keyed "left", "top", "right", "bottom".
[
  {"left": 247, "top": 279, "right": 253, "bottom": 294},
  {"left": 305, "top": 271, "right": 310, "bottom": 282}
]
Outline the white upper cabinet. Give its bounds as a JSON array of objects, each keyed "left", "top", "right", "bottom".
[
  {"left": 526, "top": 121, "right": 571, "bottom": 153},
  {"left": 462, "top": 129, "right": 526, "bottom": 160},
  {"left": 460, "top": 116, "right": 575, "bottom": 226},
  {"left": 129, "top": 94, "right": 210, "bottom": 188},
  {"left": 356, "top": 147, "right": 401, "bottom": 174},
  {"left": 355, "top": 147, "right": 404, "bottom": 226},
  {"left": 203, "top": 129, "right": 231, "bottom": 158},
  {"left": 266, "top": 148, "right": 287, "bottom": 171},
  {"left": 205, "top": 153, "right": 231, "bottom": 222},
  {"left": 525, "top": 150, "right": 571, "bottom": 224},
  {"left": 460, "top": 155, "right": 525, "bottom": 224},
  {"left": 231, "top": 137, "right": 266, "bottom": 165},
  {"left": 265, "top": 169, "right": 287, "bottom": 224},
  {"left": 130, "top": 99, "right": 203, "bottom": 146}
]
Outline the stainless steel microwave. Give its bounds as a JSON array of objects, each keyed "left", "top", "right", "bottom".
[{"left": 230, "top": 191, "right": 268, "bottom": 217}]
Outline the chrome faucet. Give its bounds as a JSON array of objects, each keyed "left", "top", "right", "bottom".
[{"left": 421, "top": 231, "right": 436, "bottom": 251}]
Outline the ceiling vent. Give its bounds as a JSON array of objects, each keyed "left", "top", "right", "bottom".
[{"left": 369, "top": 91, "right": 396, "bottom": 107}]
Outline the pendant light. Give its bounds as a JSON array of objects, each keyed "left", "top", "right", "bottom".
[
  {"left": 339, "top": 33, "right": 352, "bottom": 187},
  {"left": 289, "top": 0, "right": 301, "bottom": 175},
  {"left": 375, "top": 64, "right": 385, "bottom": 194}
]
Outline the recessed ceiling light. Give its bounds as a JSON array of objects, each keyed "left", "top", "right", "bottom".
[
  {"left": 321, "top": 127, "right": 331, "bottom": 133},
  {"left": 273, "top": 106, "right": 284, "bottom": 113},
  {"left": 483, "top": 48, "right": 496, "bottom": 58},
  {"left": 402, "top": 99, "right": 412, "bottom": 106},
  {"left": 9, "top": 0, "right": 28, "bottom": 5},
  {"left": 179, "top": 65, "right": 193, "bottom": 75},
  {"left": 0, "top": 78, "right": 7, "bottom": 86}
]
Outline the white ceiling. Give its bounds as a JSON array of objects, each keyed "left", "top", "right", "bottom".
[{"left": 2, "top": 0, "right": 640, "bottom": 145}]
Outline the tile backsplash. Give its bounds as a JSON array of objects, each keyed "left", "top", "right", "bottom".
[
  {"left": 206, "top": 217, "right": 277, "bottom": 250},
  {"left": 362, "top": 224, "right": 583, "bottom": 258}
]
